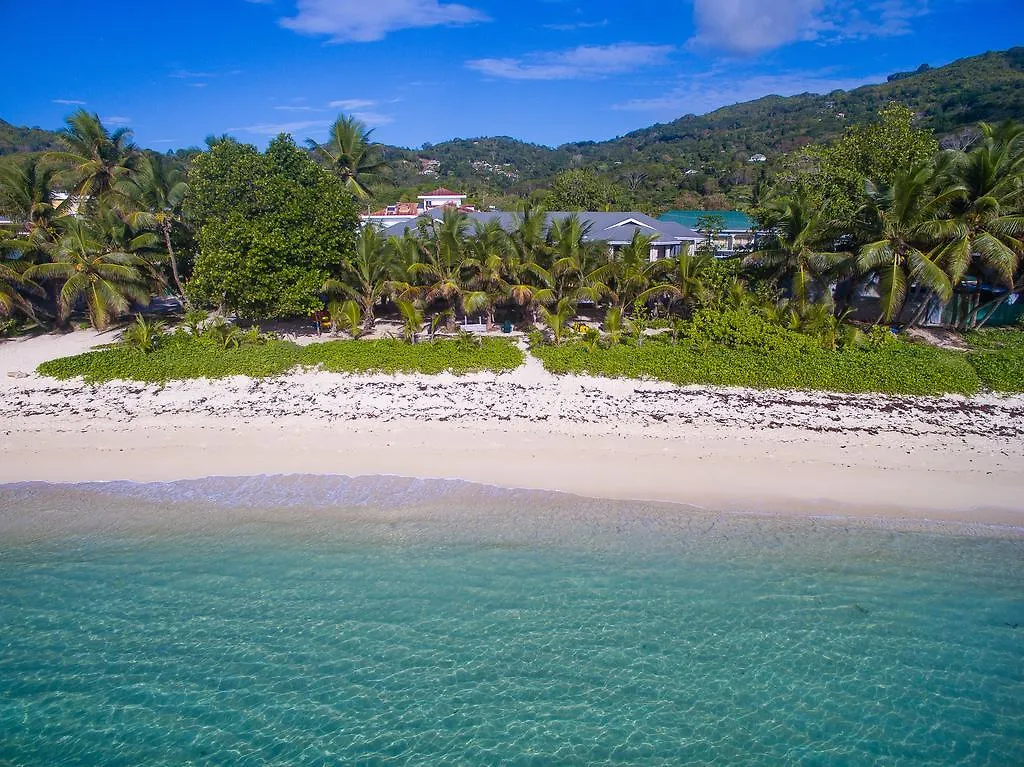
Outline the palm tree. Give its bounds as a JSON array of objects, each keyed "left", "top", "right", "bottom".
[
  {"left": 46, "top": 109, "right": 140, "bottom": 209},
  {"left": 640, "top": 241, "right": 714, "bottom": 316},
  {"left": 505, "top": 204, "right": 555, "bottom": 322},
  {"left": 306, "top": 114, "right": 389, "bottom": 199},
  {"left": 605, "top": 230, "right": 658, "bottom": 309},
  {"left": 743, "top": 192, "right": 848, "bottom": 308},
  {"left": 549, "top": 214, "right": 611, "bottom": 303},
  {"left": 0, "top": 156, "right": 63, "bottom": 237},
  {"left": 0, "top": 259, "right": 38, "bottom": 319},
  {"left": 933, "top": 121, "right": 1024, "bottom": 326},
  {"left": 117, "top": 153, "right": 190, "bottom": 298},
  {"left": 26, "top": 216, "right": 151, "bottom": 329},
  {"left": 323, "top": 224, "right": 400, "bottom": 332},
  {"left": 538, "top": 297, "right": 577, "bottom": 345},
  {"left": 395, "top": 298, "right": 424, "bottom": 343},
  {"left": 407, "top": 208, "right": 477, "bottom": 321},
  {"left": 464, "top": 219, "right": 511, "bottom": 327},
  {"left": 856, "top": 164, "right": 958, "bottom": 324}
]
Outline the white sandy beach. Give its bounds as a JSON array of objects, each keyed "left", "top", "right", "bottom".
[{"left": 1, "top": 330, "right": 1022, "bottom": 527}]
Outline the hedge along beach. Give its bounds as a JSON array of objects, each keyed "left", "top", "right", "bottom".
[{"left": 2, "top": 330, "right": 1023, "bottom": 529}]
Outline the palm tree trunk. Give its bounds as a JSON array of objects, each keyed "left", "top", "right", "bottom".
[
  {"left": 362, "top": 291, "right": 375, "bottom": 333},
  {"left": 162, "top": 219, "right": 187, "bottom": 304}
]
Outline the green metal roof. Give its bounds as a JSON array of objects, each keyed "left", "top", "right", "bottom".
[{"left": 658, "top": 210, "right": 754, "bottom": 231}]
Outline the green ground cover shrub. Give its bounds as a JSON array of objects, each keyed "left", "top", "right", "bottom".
[
  {"left": 37, "top": 334, "right": 524, "bottom": 383},
  {"left": 534, "top": 336, "right": 980, "bottom": 396},
  {"left": 38, "top": 333, "right": 304, "bottom": 383},
  {"left": 300, "top": 338, "right": 523, "bottom": 374},
  {"left": 964, "top": 328, "right": 1024, "bottom": 392}
]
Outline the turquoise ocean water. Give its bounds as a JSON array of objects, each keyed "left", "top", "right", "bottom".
[{"left": 0, "top": 476, "right": 1021, "bottom": 765}]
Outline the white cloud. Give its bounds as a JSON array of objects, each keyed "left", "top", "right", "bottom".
[
  {"left": 102, "top": 116, "right": 132, "bottom": 126},
  {"left": 230, "top": 119, "right": 333, "bottom": 136},
  {"left": 688, "top": 0, "right": 931, "bottom": 56},
  {"left": 274, "top": 105, "right": 324, "bottom": 112},
  {"left": 327, "top": 99, "right": 376, "bottom": 110},
  {"left": 689, "top": 0, "right": 826, "bottom": 55},
  {"left": 351, "top": 111, "right": 394, "bottom": 127},
  {"left": 612, "top": 69, "right": 885, "bottom": 116},
  {"left": 52, "top": 99, "right": 86, "bottom": 105},
  {"left": 278, "top": 0, "right": 488, "bottom": 43},
  {"left": 466, "top": 43, "right": 674, "bottom": 81}
]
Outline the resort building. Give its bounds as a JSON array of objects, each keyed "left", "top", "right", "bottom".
[
  {"left": 360, "top": 188, "right": 471, "bottom": 230},
  {"left": 384, "top": 210, "right": 702, "bottom": 262},
  {"left": 658, "top": 210, "right": 759, "bottom": 255}
]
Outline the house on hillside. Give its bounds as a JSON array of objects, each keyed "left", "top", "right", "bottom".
[
  {"left": 748, "top": 153, "right": 767, "bottom": 163},
  {"left": 384, "top": 210, "right": 702, "bottom": 262}
]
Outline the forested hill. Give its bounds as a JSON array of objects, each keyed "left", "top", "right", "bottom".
[
  {"left": 566, "top": 46, "right": 1024, "bottom": 167},
  {"left": 0, "top": 119, "right": 61, "bottom": 156},
  {"left": 372, "top": 46, "right": 1023, "bottom": 210}
]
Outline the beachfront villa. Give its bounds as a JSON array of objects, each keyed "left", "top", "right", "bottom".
[
  {"left": 384, "top": 210, "right": 702, "bottom": 262},
  {"left": 361, "top": 188, "right": 470, "bottom": 229},
  {"left": 658, "top": 210, "right": 759, "bottom": 255}
]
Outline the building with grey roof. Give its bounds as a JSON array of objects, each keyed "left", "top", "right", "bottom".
[{"left": 383, "top": 209, "right": 702, "bottom": 262}]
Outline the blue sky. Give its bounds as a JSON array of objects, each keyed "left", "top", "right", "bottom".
[{"left": 2, "top": 0, "right": 1021, "bottom": 151}]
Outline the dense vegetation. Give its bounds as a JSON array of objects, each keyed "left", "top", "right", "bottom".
[
  {"left": 38, "top": 329, "right": 523, "bottom": 383},
  {"left": 531, "top": 319, "right": 1023, "bottom": 396},
  {"left": 3, "top": 58, "right": 1023, "bottom": 397}
]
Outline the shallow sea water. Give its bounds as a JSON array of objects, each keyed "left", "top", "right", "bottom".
[{"left": 0, "top": 476, "right": 1021, "bottom": 766}]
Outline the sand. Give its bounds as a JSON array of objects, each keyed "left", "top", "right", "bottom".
[{"left": 1, "top": 330, "right": 1022, "bottom": 528}]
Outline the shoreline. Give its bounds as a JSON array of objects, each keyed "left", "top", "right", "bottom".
[
  {"left": 2, "top": 331, "right": 1023, "bottom": 530},
  {"left": 3, "top": 413, "right": 1022, "bottom": 529}
]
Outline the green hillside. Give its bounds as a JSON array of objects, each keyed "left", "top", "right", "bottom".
[
  {"left": 388, "top": 47, "right": 1024, "bottom": 210},
  {"left": 0, "top": 119, "right": 61, "bottom": 156}
]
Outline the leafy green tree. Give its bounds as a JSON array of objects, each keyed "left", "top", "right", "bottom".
[
  {"left": 793, "top": 104, "right": 939, "bottom": 222},
  {"left": 185, "top": 135, "right": 358, "bottom": 319},
  {"left": 695, "top": 213, "right": 726, "bottom": 253},
  {"left": 27, "top": 215, "right": 151, "bottom": 329},
  {"left": 546, "top": 169, "right": 620, "bottom": 211},
  {"left": 395, "top": 298, "right": 424, "bottom": 342},
  {"left": 0, "top": 257, "right": 37, "bottom": 319},
  {"left": 307, "top": 114, "right": 390, "bottom": 200}
]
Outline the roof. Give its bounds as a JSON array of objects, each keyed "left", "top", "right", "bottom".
[
  {"left": 384, "top": 210, "right": 701, "bottom": 245},
  {"left": 658, "top": 209, "right": 754, "bottom": 232},
  {"left": 365, "top": 201, "right": 419, "bottom": 217},
  {"left": 419, "top": 187, "right": 463, "bottom": 197}
]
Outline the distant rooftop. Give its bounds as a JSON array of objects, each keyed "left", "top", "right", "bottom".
[
  {"left": 419, "top": 187, "right": 463, "bottom": 197},
  {"left": 659, "top": 210, "right": 754, "bottom": 232}
]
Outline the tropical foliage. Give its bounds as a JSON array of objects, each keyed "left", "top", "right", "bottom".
[{"left": 38, "top": 332, "right": 523, "bottom": 383}]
